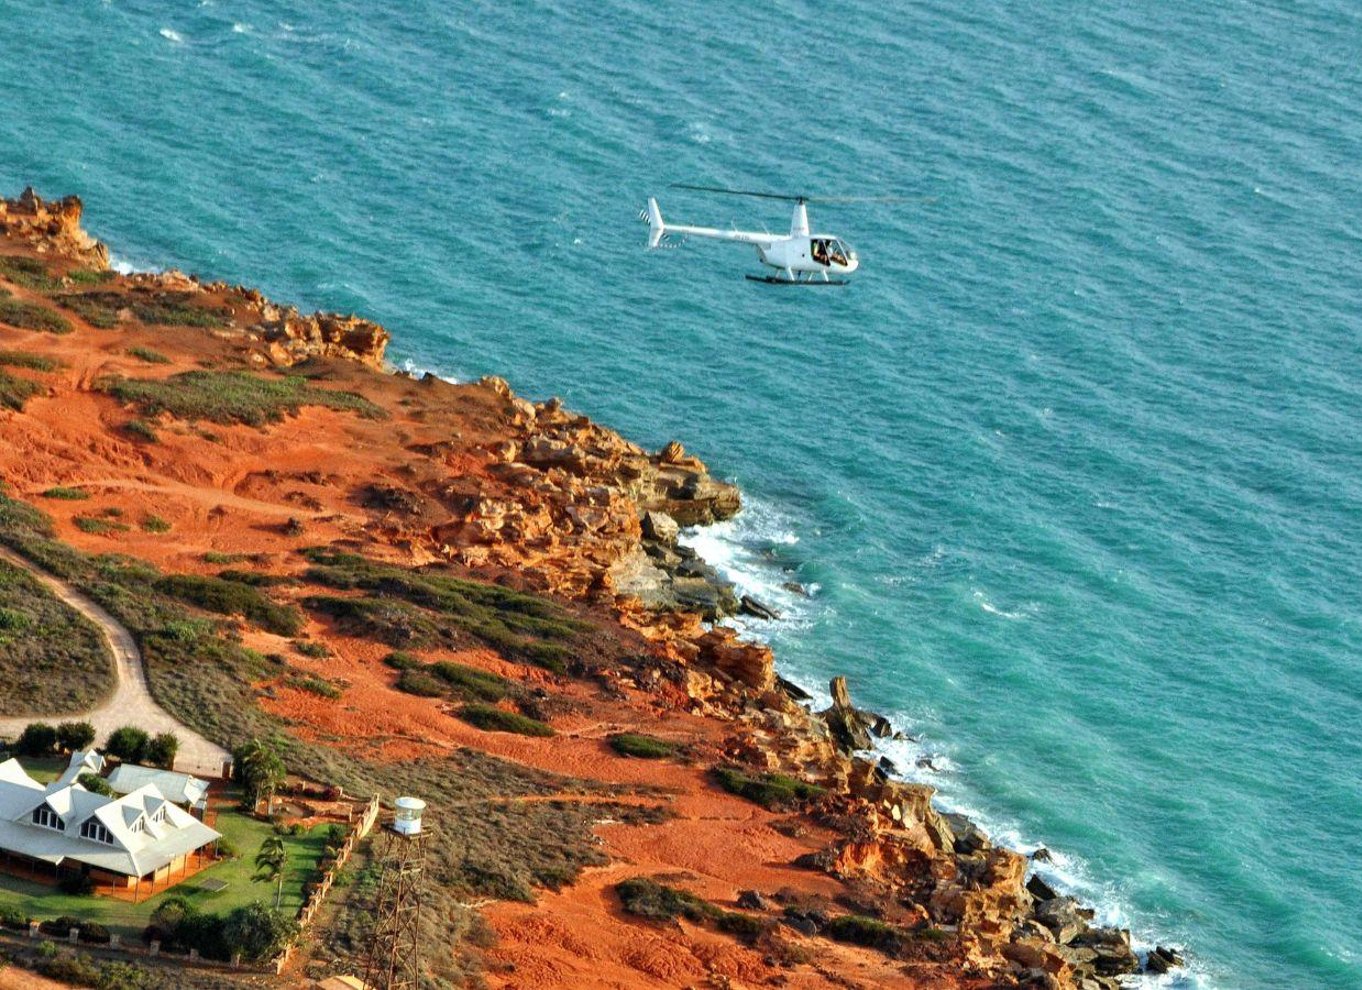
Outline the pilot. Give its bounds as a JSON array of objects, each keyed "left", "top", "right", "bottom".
[{"left": 812, "top": 240, "right": 828, "bottom": 265}]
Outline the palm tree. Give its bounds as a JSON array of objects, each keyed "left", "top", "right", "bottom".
[
  {"left": 253, "top": 834, "right": 288, "bottom": 909},
  {"left": 233, "top": 738, "right": 286, "bottom": 814}
]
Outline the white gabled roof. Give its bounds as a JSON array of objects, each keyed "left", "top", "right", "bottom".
[
  {"left": 0, "top": 758, "right": 219, "bottom": 877},
  {"left": 105, "top": 764, "right": 209, "bottom": 807}
]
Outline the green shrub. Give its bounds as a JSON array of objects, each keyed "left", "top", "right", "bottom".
[
  {"left": 105, "top": 725, "right": 150, "bottom": 762},
  {"left": 79, "top": 772, "right": 114, "bottom": 796},
  {"left": 711, "top": 766, "right": 825, "bottom": 810},
  {"left": 430, "top": 661, "right": 513, "bottom": 702},
  {"left": 0, "top": 368, "right": 42, "bottom": 410},
  {"left": 395, "top": 668, "right": 447, "bottom": 698},
  {"left": 73, "top": 515, "right": 127, "bottom": 534},
  {"left": 141, "top": 515, "right": 172, "bottom": 533},
  {"left": 154, "top": 573, "right": 303, "bottom": 636},
  {"left": 615, "top": 877, "right": 717, "bottom": 923},
  {"left": 203, "top": 550, "right": 249, "bottom": 564},
  {"left": 17, "top": 721, "right": 58, "bottom": 756},
  {"left": 301, "top": 549, "right": 585, "bottom": 671},
  {"left": 57, "top": 290, "right": 227, "bottom": 329},
  {"left": 56, "top": 720, "right": 96, "bottom": 750},
  {"left": 0, "top": 296, "right": 72, "bottom": 333},
  {"left": 97, "top": 370, "right": 383, "bottom": 427},
  {"left": 825, "top": 914, "right": 906, "bottom": 952},
  {"left": 458, "top": 704, "right": 554, "bottom": 737},
  {"left": 285, "top": 673, "right": 343, "bottom": 699},
  {"left": 0, "top": 904, "right": 27, "bottom": 929},
  {"left": 41, "top": 486, "right": 90, "bottom": 500},
  {"left": 146, "top": 732, "right": 179, "bottom": 768},
  {"left": 383, "top": 650, "right": 421, "bottom": 670},
  {"left": 715, "top": 910, "right": 773, "bottom": 943},
  {"left": 291, "top": 639, "right": 331, "bottom": 658},
  {"left": 127, "top": 346, "right": 170, "bottom": 364},
  {"left": 0, "top": 254, "right": 60, "bottom": 291},
  {"left": 609, "top": 733, "right": 676, "bottom": 759},
  {"left": 0, "top": 349, "right": 60, "bottom": 371},
  {"left": 123, "top": 418, "right": 159, "bottom": 443}
]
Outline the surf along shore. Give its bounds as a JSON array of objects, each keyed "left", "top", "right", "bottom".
[{"left": 0, "top": 188, "right": 1179, "bottom": 990}]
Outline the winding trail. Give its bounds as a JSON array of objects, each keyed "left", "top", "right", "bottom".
[{"left": 0, "top": 545, "right": 230, "bottom": 778}]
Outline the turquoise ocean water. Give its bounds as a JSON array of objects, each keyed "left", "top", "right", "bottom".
[{"left": 3, "top": 2, "right": 1360, "bottom": 986}]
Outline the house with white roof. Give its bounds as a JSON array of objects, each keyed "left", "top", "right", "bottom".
[
  {"left": 0, "top": 753, "right": 220, "bottom": 897},
  {"left": 105, "top": 764, "right": 210, "bottom": 811}
]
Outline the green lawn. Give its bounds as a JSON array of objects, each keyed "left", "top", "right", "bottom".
[
  {"left": 0, "top": 801, "right": 331, "bottom": 938},
  {"left": 13, "top": 755, "right": 69, "bottom": 785}
]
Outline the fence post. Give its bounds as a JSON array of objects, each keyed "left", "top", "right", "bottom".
[
  {"left": 149, "top": 939, "right": 160, "bottom": 957},
  {"left": 68, "top": 927, "right": 79, "bottom": 944},
  {"left": 28, "top": 920, "right": 38, "bottom": 939}
]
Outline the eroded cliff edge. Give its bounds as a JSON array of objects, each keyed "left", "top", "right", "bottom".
[{"left": 0, "top": 189, "right": 1172, "bottom": 990}]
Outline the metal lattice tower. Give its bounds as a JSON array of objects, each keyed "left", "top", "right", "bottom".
[{"left": 359, "top": 821, "right": 430, "bottom": 990}]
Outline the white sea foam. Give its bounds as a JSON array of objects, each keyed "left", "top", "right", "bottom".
[
  {"left": 686, "top": 507, "right": 1211, "bottom": 988},
  {"left": 159, "top": 27, "right": 184, "bottom": 44},
  {"left": 232, "top": 22, "right": 249, "bottom": 34},
  {"left": 677, "top": 497, "right": 814, "bottom": 640}
]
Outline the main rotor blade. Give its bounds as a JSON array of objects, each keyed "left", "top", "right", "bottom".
[
  {"left": 805, "top": 195, "right": 937, "bottom": 205},
  {"left": 669, "top": 183, "right": 803, "bottom": 202}
]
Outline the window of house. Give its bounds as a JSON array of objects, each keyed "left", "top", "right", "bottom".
[
  {"left": 80, "top": 819, "right": 114, "bottom": 844},
  {"left": 31, "top": 806, "right": 65, "bottom": 831}
]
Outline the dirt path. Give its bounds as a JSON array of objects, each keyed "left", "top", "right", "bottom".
[{"left": 0, "top": 545, "right": 230, "bottom": 778}]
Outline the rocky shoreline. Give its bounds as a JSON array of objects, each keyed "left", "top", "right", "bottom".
[{"left": 0, "top": 187, "right": 1184, "bottom": 990}]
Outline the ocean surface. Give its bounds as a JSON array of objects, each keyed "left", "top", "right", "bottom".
[{"left": 3, "top": 2, "right": 1360, "bottom": 986}]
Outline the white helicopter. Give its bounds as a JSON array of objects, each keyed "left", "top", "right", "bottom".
[{"left": 642, "top": 184, "right": 864, "bottom": 285}]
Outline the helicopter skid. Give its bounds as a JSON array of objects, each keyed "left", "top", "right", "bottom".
[{"left": 745, "top": 274, "right": 850, "bottom": 286}]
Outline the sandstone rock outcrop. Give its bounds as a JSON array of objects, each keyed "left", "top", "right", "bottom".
[{"left": 0, "top": 187, "right": 109, "bottom": 268}]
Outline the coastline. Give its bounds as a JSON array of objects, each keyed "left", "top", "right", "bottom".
[{"left": 0, "top": 187, "right": 1184, "bottom": 989}]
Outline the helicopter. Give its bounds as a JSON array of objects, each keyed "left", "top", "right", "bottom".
[{"left": 641, "top": 184, "right": 863, "bottom": 285}]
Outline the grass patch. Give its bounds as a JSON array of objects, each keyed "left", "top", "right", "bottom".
[
  {"left": 291, "top": 638, "right": 330, "bottom": 658},
  {"left": 395, "top": 667, "right": 446, "bottom": 698},
  {"left": 430, "top": 661, "right": 513, "bottom": 702},
  {"left": 56, "top": 290, "right": 228, "bottom": 329},
  {"left": 0, "top": 255, "right": 60, "bottom": 292},
  {"left": 97, "top": 371, "right": 383, "bottom": 427},
  {"left": 0, "top": 559, "right": 113, "bottom": 714},
  {"left": 712, "top": 766, "right": 825, "bottom": 810},
  {"left": 609, "top": 733, "right": 676, "bottom": 759},
  {"left": 301, "top": 548, "right": 585, "bottom": 672},
  {"left": 0, "top": 350, "right": 60, "bottom": 372},
  {"left": 40, "top": 487, "right": 89, "bottom": 500},
  {"left": 141, "top": 515, "right": 172, "bottom": 533},
  {"left": 458, "top": 704, "right": 553, "bottom": 737},
  {"left": 284, "top": 673, "right": 343, "bottom": 699},
  {"left": 202, "top": 551, "right": 249, "bottom": 564},
  {"left": 0, "top": 369, "right": 42, "bottom": 411},
  {"left": 123, "top": 418, "right": 159, "bottom": 443},
  {"left": 72, "top": 516, "right": 128, "bottom": 535},
  {"left": 0, "top": 297, "right": 71, "bottom": 334},
  {"left": 154, "top": 573, "right": 303, "bottom": 636},
  {"left": 616, "top": 877, "right": 717, "bottom": 923},
  {"left": 127, "top": 346, "right": 171, "bottom": 364},
  {"left": 824, "top": 914, "right": 909, "bottom": 953}
]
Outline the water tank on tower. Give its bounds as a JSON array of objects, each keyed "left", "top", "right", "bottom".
[{"left": 393, "top": 796, "right": 426, "bottom": 836}]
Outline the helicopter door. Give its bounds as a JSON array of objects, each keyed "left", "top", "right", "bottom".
[
  {"left": 811, "top": 239, "right": 831, "bottom": 266},
  {"left": 827, "top": 240, "right": 849, "bottom": 266}
]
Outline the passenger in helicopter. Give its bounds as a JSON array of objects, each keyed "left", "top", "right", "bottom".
[{"left": 811, "top": 239, "right": 829, "bottom": 265}]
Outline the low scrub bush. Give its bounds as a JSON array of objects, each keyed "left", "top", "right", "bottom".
[
  {"left": 154, "top": 573, "right": 303, "bottom": 636},
  {"left": 0, "top": 296, "right": 72, "bottom": 333},
  {"left": 396, "top": 667, "right": 446, "bottom": 698},
  {"left": 458, "top": 704, "right": 554, "bottom": 737},
  {"left": 609, "top": 733, "right": 676, "bottom": 759},
  {"left": 141, "top": 515, "right": 172, "bottom": 533},
  {"left": 616, "top": 877, "right": 717, "bottom": 923},
  {"left": 126, "top": 346, "right": 170, "bottom": 364},
  {"left": 712, "top": 766, "right": 825, "bottom": 810},
  {"left": 0, "top": 254, "right": 60, "bottom": 291},
  {"left": 0, "top": 368, "right": 42, "bottom": 410},
  {"left": 825, "top": 914, "right": 906, "bottom": 953},
  {"left": 41, "top": 486, "right": 89, "bottom": 500},
  {"left": 0, "top": 349, "right": 60, "bottom": 370},
  {"left": 97, "top": 370, "right": 382, "bottom": 427}
]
